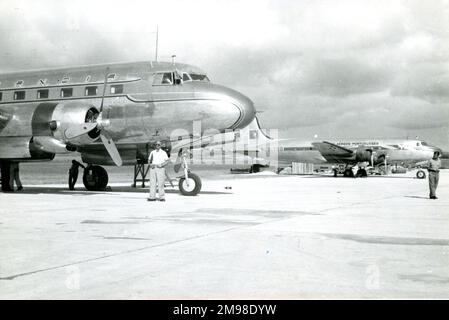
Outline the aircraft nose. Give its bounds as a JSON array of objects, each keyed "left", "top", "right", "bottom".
[
  {"left": 230, "top": 90, "right": 256, "bottom": 129},
  {"left": 194, "top": 83, "right": 256, "bottom": 130},
  {"left": 213, "top": 85, "right": 256, "bottom": 129}
]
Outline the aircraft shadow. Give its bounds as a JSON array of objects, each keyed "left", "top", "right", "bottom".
[
  {"left": 404, "top": 195, "right": 431, "bottom": 200},
  {"left": 301, "top": 175, "right": 417, "bottom": 179},
  {"left": 3, "top": 185, "right": 232, "bottom": 196}
]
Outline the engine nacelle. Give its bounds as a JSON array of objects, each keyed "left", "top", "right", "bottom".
[
  {"left": 50, "top": 102, "right": 100, "bottom": 145},
  {"left": 0, "top": 137, "right": 55, "bottom": 161},
  {"left": 355, "top": 147, "right": 372, "bottom": 163}
]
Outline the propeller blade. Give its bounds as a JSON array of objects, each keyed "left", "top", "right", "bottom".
[
  {"left": 65, "top": 123, "right": 98, "bottom": 140},
  {"left": 100, "top": 134, "right": 123, "bottom": 166},
  {"left": 100, "top": 67, "right": 110, "bottom": 113}
]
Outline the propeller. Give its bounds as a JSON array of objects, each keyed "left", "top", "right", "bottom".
[
  {"left": 64, "top": 68, "right": 123, "bottom": 166},
  {"left": 95, "top": 67, "right": 123, "bottom": 166}
]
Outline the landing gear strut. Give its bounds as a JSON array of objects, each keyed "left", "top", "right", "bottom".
[
  {"left": 83, "top": 165, "right": 109, "bottom": 191},
  {"left": 177, "top": 151, "right": 202, "bottom": 196}
]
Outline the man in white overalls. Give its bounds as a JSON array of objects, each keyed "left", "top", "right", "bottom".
[
  {"left": 148, "top": 141, "right": 170, "bottom": 201},
  {"left": 426, "top": 151, "right": 442, "bottom": 199}
]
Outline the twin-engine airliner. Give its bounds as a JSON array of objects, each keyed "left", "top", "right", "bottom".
[{"left": 0, "top": 61, "right": 256, "bottom": 194}]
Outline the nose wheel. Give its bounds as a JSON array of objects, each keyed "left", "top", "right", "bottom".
[
  {"left": 179, "top": 172, "right": 202, "bottom": 196},
  {"left": 176, "top": 150, "right": 202, "bottom": 196}
]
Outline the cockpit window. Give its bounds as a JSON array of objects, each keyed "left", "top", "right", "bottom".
[
  {"left": 421, "top": 141, "right": 429, "bottom": 146},
  {"left": 190, "top": 74, "right": 210, "bottom": 82},
  {"left": 182, "top": 73, "right": 191, "bottom": 82},
  {"left": 153, "top": 72, "right": 174, "bottom": 85}
]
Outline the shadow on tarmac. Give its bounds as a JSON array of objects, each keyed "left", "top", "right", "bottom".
[
  {"left": 404, "top": 195, "right": 431, "bottom": 200},
  {"left": 1, "top": 186, "right": 232, "bottom": 196}
]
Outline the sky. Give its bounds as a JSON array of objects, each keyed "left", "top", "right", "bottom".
[{"left": 0, "top": 0, "right": 448, "bottom": 149}]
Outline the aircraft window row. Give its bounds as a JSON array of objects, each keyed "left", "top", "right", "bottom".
[
  {"left": 284, "top": 147, "right": 315, "bottom": 151},
  {"left": 0, "top": 84, "right": 125, "bottom": 102}
]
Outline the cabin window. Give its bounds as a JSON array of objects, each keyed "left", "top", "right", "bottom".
[
  {"left": 110, "top": 84, "right": 123, "bottom": 94},
  {"left": 0, "top": 92, "right": 2, "bottom": 101},
  {"left": 61, "top": 88, "right": 73, "bottom": 98},
  {"left": 14, "top": 91, "right": 25, "bottom": 100},
  {"left": 153, "top": 72, "right": 174, "bottom": 85},
  {"left": 85, "top": 86, "right": 98, "bottom": 96},
  {"left": 37, "top": 89, "right": 49, "bottom": 99}
]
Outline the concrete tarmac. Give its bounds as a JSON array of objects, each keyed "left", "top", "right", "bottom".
[{"left": 0, "top": 171, "right": 448, "bottom": 299}]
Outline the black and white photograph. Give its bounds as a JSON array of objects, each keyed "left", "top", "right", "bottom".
[{"left": 0, "top": 0, "right": 448, "bottom": 302}]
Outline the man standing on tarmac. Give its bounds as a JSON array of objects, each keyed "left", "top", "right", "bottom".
[
  {"left": 425, "top": 151, "right": 442, "bottom": 199},
  {"left": 148, "top": 141, "right": 170, "bottom": 202},
  {"left": 68, "top": 160, "right": 86, "bottom": 190}
]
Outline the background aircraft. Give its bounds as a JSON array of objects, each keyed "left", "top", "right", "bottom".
[
  {"left": 205, "top": 118, "right": 446, "bottom": 178},
  {"left": 0, "top": 60, "right": 256, "bottom": 194}
]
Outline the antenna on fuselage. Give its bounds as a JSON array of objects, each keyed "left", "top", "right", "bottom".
[{"left": 171, "top": 54, "right": 176, "bottom": 65}]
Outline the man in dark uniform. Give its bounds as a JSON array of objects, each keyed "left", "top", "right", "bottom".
[
  {"left": 10, "top": 162, "right": 23, "bottom": 191},
  {"left": 68, "top": 160, "right": 86, "bottom": 190},
  {"left": 426, "top": 151, "right": 442, "bottom": 199},
  {"left": 1, "top": 161, "right": 13, "bottom": 192}
]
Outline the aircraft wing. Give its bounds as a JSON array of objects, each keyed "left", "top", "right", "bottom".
[
  {"left": 311, "top": 141, "right": 355, "bottom": 163},
  {"left": 312, "top": 141, "right": 353, "bottom": 155}
]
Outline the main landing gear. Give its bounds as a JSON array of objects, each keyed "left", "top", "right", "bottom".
[
  {"left": 80, "top": 155, "right": 203, "bottom": 195},
  {"left": 416, "top": 169, "right": 426, "bottom": 179},
  {"left": 355, "top": 167, "right": 368, "bottom": 177},
  {"left": 83, "top": 165, "right": 109, "bottom": 191}
]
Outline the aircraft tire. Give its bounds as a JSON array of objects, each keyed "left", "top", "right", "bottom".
[
  {"left": 343, "top": 168, "right": 354, "bottom": 178},
  {"left": 179, "top": 172, "right": 202, "bottom": 196},
  {"left": 416, "top": 170, "right": 426, "bottom": 179},
  {"left": 356, "top": 168, "right": 368, "bottom": 177},
  {"left": 333, "top": 169, "right": 338, "bottom": 177},
  {"left": 83, "top": 165, "right": 109, "bottom": 191}
]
